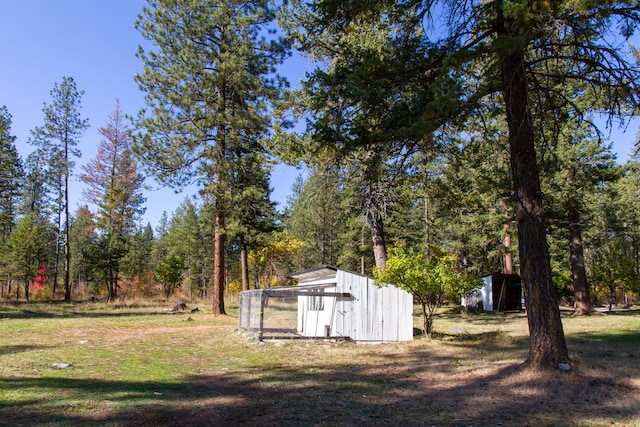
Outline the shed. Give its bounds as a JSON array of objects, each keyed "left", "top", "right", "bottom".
[
  {"left": 238, "top": 266, "right": 414, "bottom": 342},
  {"left": 461, "top": 273, "right": 522, "bottom": 311}
]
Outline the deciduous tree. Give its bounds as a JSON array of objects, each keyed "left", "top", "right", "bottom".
[
  {"left": 375, "top": 243, "right": 481, "bottom": 338},
  {"left": 155, "top": 255, "right": 185, "bottom": 298}
]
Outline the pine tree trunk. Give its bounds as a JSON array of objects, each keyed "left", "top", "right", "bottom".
[
  {"left": 568, "top": 207, "right": 591, "bottom": 315},
  {"left": 502, "top": 200, "right": 513, "bottom": 274},
  {"left": 239, "top": 234, "right": 250, "bottom": 292},
  {"left": 424, "top": 198, "right": 431, "bottom": 254},
  {"left": 212, "top": 85, "right": 227, "bottom": 315},
  {"left": 371, "top": 209, "right": 387, "bottom": 272},
  {"left": 53, "top": 207, "right": 62, "bottom": 298},
  {"left": 498, "top": 17, "right": 569, "bottom": 369},
  {"left": 64, "top": 140, "right": 72, "bottom": 301},
  {"left": 212, "top": 212, "right": 226, "bottom": 315},
  {"left": 64, "top": 213, "right": 71, "bottom": 301},
  {"left": 360, "top": 229, "right": 366, "bottom": 275}
]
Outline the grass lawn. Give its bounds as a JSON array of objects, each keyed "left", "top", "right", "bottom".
[{"left": 1, "top": 300, "right": 639, "bottom": 426}]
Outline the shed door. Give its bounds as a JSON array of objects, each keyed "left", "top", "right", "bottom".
[{"left": 298, "top": 289, "right": 336, "bottom": 337}]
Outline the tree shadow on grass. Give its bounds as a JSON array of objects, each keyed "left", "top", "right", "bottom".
[
  {"left": 0, "top": 301, "right": 184, "bottom": 320},
  {"left": 437, "top": 310, "right": 527, "bottom": 325},
  {"left": 1, "top": 340, "right": 639, "bottom": 426},
  {"left": 0, "top": 344, "right": 53, "bottom": 356},
  {"left": 567, "top": 329, "right": 640, "bottom": 375}
]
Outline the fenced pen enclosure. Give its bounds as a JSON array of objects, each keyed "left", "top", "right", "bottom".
[{"left": 238, "top": 266, "right": 414, "bottom": 342}]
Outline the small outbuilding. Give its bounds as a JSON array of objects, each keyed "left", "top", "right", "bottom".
[
  {"left": 238, "top": 266, "right": 414, "bottom": 342},
  {"left": 461, "top": 273, "right": 522, "bottom": 311}
]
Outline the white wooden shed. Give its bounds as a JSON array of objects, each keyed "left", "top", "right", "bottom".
[
  {"left": 238, "top": 266, "right": 414, "bottom": 342},
  {"left": 461, "top": 273, "right": 522, "bottom": 311},
  {"left": 291, "top": 266, "right": 414, "bottom": 342}
]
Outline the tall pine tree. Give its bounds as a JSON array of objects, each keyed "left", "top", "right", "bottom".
[
  {"left": 28, "top": 77, "right": 89, "bottom": 300},
  {"left": 284, "top": 0, "right": 640, "bottom": 370},
  {"left": 79, "top": 101, "right": 145, "bottom": 301},
  {"left": 0, "top": 106, "right": 23, "bottom": 298},
  {"left": 134, "top": 0, "right": 288, "bottom": 314}
]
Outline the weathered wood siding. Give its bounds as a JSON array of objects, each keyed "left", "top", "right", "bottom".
[{"left": 334, "top": 270, "right": 413, "bottom": 342}]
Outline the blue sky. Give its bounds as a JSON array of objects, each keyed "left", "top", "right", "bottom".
[
  {"left": 1, "top": 1, "right": 638, "bottom": 228},
  {"left": 0, "top": 0, "right": 305, "bottom": 228}
]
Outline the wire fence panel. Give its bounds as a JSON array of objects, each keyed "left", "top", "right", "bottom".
[{"left": 238, "top": 290, "right": 299, "bottom": 340}]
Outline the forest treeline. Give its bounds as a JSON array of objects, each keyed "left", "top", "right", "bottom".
[{"left": 1, "top": 0, "right": 640, "bottom": 366}]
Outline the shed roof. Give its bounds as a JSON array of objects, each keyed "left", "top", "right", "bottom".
[
  {"left": 289, "top": 265, "right": 338, "bottom": 283},
  {"left": 481, "top": 272, "right": 521, "bottom": 282}
]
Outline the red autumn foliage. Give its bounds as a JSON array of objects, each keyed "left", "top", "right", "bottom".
[{"left": 33, "top": 264, "right": 48, "bottom": 290}]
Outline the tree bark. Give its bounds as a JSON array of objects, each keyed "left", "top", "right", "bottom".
[
  {"left": 498, "top": 15, "right": 569, "bottom": 368},
  {"left": 212, "top": 212, "right": 226, "bottom": 315},
  {"left": 502, "top": 200, "right": 513, "bottom": 274},
  {"left": 53, "top": 207, "right": 62, "bottom": 298},
  {"left": 239, "top": 234, "right": 250, "bottom": 292},
  {"left": 425, "top": 197, "right": 431, "bottom": 255},
  {"left": 608, "top": 283, "right": 616, "bottom": 313},
  {"left": 64, "top": 133, "right": 71, "bottom": 301},
  {"left": 568, "top": 206, "right": 591, "bottom": 315},
  {"left": 371, "top": 208, "right": 387, "bottom": 272}
]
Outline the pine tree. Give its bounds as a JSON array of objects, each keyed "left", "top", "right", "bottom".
[
  {"left": 165, "top": 198, "right": 202, "bottom": 298},
  {"left": 286, "top": 167, "right": 346, "bottom": 270},
  {"left": 28, "top": 76, "right": 89, "bottom": 300},
  {"left": 19, "top": 151, "right": 50, "bottom": 218},
  {"left": 587, "top": 157, "right": 640, "bottom": 308},
  {"left": 68, "top": 206, "right": 97, "bottom": 293},
  {"left": 223, "top": 136, "right": 280, "bottom": 291},
  {"left": 541, "top": 119, "right": 619, "bottom": 315},
  {"left": 426, "top": 117, "right": 515, "bottom": 278},
  {"left": 0, "top": 106, "right": 22, "bottom": 244},
  {"left": 284, "top": 0, "right": 640, "bottom": 370},
  {"left": 0, "top": 106, "right": 23, "bottom": 298},
  {"left": 79, "top": 101, "right": 145, "bottom": 301},
  {"left": 134, "top": 0, "right": 288, "bottom": 314},
  {"left": 121, "top": 223, "right": 154, "bottom": 291},
  {"left": 5, "top": 213, "right": 52, "bottom": 301}
]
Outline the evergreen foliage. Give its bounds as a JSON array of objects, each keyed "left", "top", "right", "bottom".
[
  {"left": 278, "top": 0, "right": 640, "bottom": 369},
  {"left": 134, "top": 0, "right": 289, "bottom": 314},
  {"left": 0, "top": 3, "right": 639, "bottom": 359},
  {"left": 79, "top": 101, "right": 146, "bottom": 301},
  {"left": 0, "top": 106, "right": 22, "bottom": 244},
  {"left": 4, "top": 213, "right": 53, "bottom": 301},
  {"left": 27, "top": 76, "right": 89, "bottom": 300},
  {"left": 68, "top": 206, "right": 97, "bottom": 294}
]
